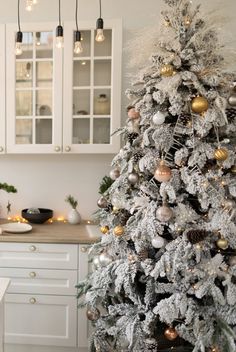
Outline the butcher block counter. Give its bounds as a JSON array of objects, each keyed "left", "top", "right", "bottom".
[{"left": 0, "top": 220, "right": 100, "bottom": 244}]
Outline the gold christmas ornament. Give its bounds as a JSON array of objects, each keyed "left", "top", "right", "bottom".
[
  {"left": 164, "top": 327, "right": 178, "bottom": 341},
  {"left": 113, "top": 225, "right": 124, "bottom": 237},
  {"left": 154, "top": 160, "right": 172, "bottom": 183},
  {"left": 100, "top": 226, "right": 109, "bottom": 234},
  {"left": 214, "top": 147, "right": 228, "bottom": 161},
  {"left": 231, "top": 165, "right": 236, "bottom": 174},
  {"left": 216, "top": 238, "right": 228, "bottom": 250},
  {"left": 160, "top": 64, "right": 174, "bottom": 77},
  {"left": 184, "top": 16, "right": 191, "bottom": 27},
  {"left": 191, "top": 96, "right": 209, "bottom": 114}
]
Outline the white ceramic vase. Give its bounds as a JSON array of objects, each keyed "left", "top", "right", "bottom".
[{"left": 68, "top": 208, "right": 81, "bottom": 225}]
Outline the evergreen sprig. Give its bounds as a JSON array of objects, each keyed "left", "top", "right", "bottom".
[
  {"left": 99, "top": 176, "right": 114, "bottom": 195},
  {"left": 0, "top": 182, "right": 17, "bottom": 193},
  {"left": 65, "top": 194, "right": 78, "bottom": 209}
]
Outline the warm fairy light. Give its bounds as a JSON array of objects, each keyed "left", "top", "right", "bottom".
[
  {"left": 87, "top": 220, "right": 91, "bottom": 224},
  {"left": 57, "top": 216, "right": 65, "bottom": 222}
]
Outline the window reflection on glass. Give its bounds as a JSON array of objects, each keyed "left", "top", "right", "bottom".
[
  {"left": 36, "top": 31, "right": 53, "bottom": 59},
  {"left": 93, "top": 118, "right": 110, "bottom": 144},
  {"left": 94, "top": 60, "right": 111, "bottom": 86},
  {"left": 16, "top": 119, "right": 32, "bottom": 144},
  {"left": 73, "top": 118, "right": 90, "bottom": 144},
  {"left": 73, "top": 60, "right": 90, "bottom": 87},
  {"left": 36, "top": 61, "right": 53, "bottom": 87},
  {"left": 36, "top": 119, "right": 52, "bottom": 144},
  {"left": 36, "top": 90, "right": 52, "bottom": 116},
  {"left": 16, "top": 91, "right": 32, "bottom": 116},
  {"left": 17, "top": 32, "right": 33, "bottom": 59},
  {"left": 94, "top": 29, "right": 112, "bottom": 57},
  {"left": 94, "top": 89, "right": 111, "bottom": 115},
  {"left": 16, "top": 62, "right": 33, "bottom": 88},
  {"left": 73, "top": 89, "right": 90, "bottom": 115},
  {"left": 73, "top": 30, "right": 91, "bottom": 57}
]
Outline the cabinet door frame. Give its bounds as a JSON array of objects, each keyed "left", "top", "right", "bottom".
[
  {"left": 63, "top": 19, "right": 122, "bottom": 154},
  {"left": 0, "top": 24, "right": 5, "bottom": 154},
  {"left": 6, "top": 22, "right": 63, "bottom": 154}
]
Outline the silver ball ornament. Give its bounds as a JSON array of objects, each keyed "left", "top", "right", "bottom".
[
  {"left": 128, "top": 172, "right": 139, "bottom": 185},
  {"left": 99, "top": 252, "right": 113, "bottom": 267},
  {"left": 97, "top": 196, "right": 108, "bottom": 208},
  {"left": 92, "top": 256, "right": 101, "bottom": 270},
  {"left": 109, "top": 168, "right": 120, "bottom": 180},
  {"left": 86, "top": 308, "right": 100, "bottom": 321},
  {"left": 151, "top": 236, "right": 165, "bottom": 248},
  {"left": 156, "top": 205, "right": 173, "bottom": 222},
  {"left": 152, "top": 111, "right": 166, "bottom": 125},
  {"left": 228, "top": 93, "right": 236, "bottom": 107}
]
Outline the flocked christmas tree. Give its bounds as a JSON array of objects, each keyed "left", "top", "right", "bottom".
[{"left": 77, "top": 0, "right": 236, "bottom": 351}]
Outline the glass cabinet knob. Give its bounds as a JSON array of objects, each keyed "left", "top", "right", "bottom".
[
  {"left": 29, "top": 245, "right": 36, "bottom": 252},
  {"left": 54, "top": 146, "right": 61, "bottom": 152},
  {"left": 29, "top": 297, "right": 36, "bottom": 304},
  {"left": 29, "top": 271, "right": 36, "bottom": 278},
  {"left": 65, "top": 146, "right": 71, "bottom": 152}
]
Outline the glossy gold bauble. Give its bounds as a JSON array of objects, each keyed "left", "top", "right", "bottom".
[
  {"left": 154, "top": 160, "right": 172, "bottom": 182},
  {"left": 214, "top": 148, "right": 229, "bottom": 161},
  {"left": 216, "top": 238, "right": 228, "bottom": 250},
  {"left": 160, "top": 64, "right": 174, "bottom": 77},
  {"left": 86, "top": 308, "right": 100, "bottom": 321},
  {"left": 164, "top": 327, "right": 178, "bottom": 341},
  {"left": 191, "top": 96, "right": 209, "bottom": 114},
  {"left": 113, "top": 225, "right": 124, "bottom": 237},
  {"left": 100, "top": 226, "right": 109, "bottom": 234},
  {"left": 209, "top": 346, "right": 220, "bottom": 352},
  {"left": 231, "top": 165, "right": 236, "bottom": 174}
]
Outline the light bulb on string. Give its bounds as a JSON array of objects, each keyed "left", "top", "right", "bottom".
[
  {"left": 35, "top": 32, "right": 41, "bottom": 46},
  {"left": 25, "top": 62, "right": 31, "bottom": 79},
  {"left": 55, "top": 0, "right": 64, "bottom": 49},
  {"left": 25, "top": 0, "right": 33, "bottom": 11},
  {"left": 15, "top": 0, "right": 23, "bottom": 56},
  {"left": 74, "top": 0, "right": 83, "bottom": 54},
  {"left": 95, "top": 0, "right": 105, "bottom": 42}
]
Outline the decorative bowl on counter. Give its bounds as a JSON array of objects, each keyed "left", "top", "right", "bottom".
[{"left": 21, "top": 208, "right": 53, "bottom": 224}]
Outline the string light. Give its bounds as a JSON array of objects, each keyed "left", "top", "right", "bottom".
[
  {"left": 74, "top": 0, "right": 83, "bottom": 54},
  {"left": 56, "top": 0, "right": 64, "bottom": 49},
  {"left": 15, "top": 0, "right": 23, "bottom": 56},
  {"left": 95, "top": 0, "right": 105, "bottom": 42}
]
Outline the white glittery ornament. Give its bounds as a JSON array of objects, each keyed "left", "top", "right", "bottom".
[
  {"left": 152, "top": 236, "right": 165, "bottom": 248},
  {"left": 156, "top": 205, "right": 173, "bottom": 222},
  {"left": 152, "top": 111, "right": 166, "bottom": 125}
]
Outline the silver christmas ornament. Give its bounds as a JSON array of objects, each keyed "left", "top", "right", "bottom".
[
  {"left": 128, "top": 172, "right": 139, "bottom": 185},
  {"left": 86, "top": 308, "right": 100, "bottom": 321},
  {"left": 229, "top": 256, "right": 236, "bottom": 266},
  {"left": 97, "top": 196, "right": 108, "bottom": 208},
  {"left": 109, "top": 168, "right": 120, "bottom": 180},
  {"left": 151, "top": 236, "right": 165, "bottom": 248},
  {"left": 152, "top": 111, "right": 166, "bottom": 125},
  {"left": 228, "top": 93, "right": 236, "bottom": 107},
  {"left": 156, "top": 205, "right": 173, "bottom": 222},
  {"left": 99, "top": 252, "right": 113, "bottom": 267},
  {"left": 223, "top": 199, "right": 235, "bottom": 210},
  {"left": 92, "top": 256, "right": 101, "bottom": 270}
]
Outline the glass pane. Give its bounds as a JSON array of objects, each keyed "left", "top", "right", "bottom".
[
  {"left": 16, "top": 91, "right": 32, "bottom": 116},
  {"left": 36, "top": 119, "right": 52, "bottom": 144},
  {"left": 16, "top": 32, "right": 33, "bottom": 59},
  {"left": 73, "top": 89, "right": 90, "bottom": 115},
  {"left": 16, "top": 62, "right": 33, "bottom": 88},
  {"left": 94, "top": 89, "right": 110, "bottom": 115},
  {"left": 73, "top": 60, "right": 90, "bottom": 87},
  {"left": 73, "top": 118, "right": 90, "bottom": 144},
  {"left": 93, "top": 118, "right": 110, "bottom": 144},
  {"left": 36, "top": 31, "right": 53, "bottom": 58},
  {"left": 36, "top": 90, "right": 52, "bottom": 116},
  {"left": 94, "top": 29, "right": 112, "bottom": 56},
  {"left": 16, "top": 119, "right": 32, "bottom": 144},
  {"left": 36, "top": 61, "right": 53, "bottom": 87},
  {"left": 94, "top": 60, "right": 111, "bottom": 86},
  {"left": 73, "top": 30, "right": 91, "bottom": 57}
]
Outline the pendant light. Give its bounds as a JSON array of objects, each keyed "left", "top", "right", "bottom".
[
  {"left": 95, "top": 0, "right": 105, "bottom": 42},
  {"left": 74, "top": 0, "right": 83, "bottom": 54},
  {"left": 15, "top": 0, "right": 23, "bottom": 56},
  {"left": 56, "top": 0, "right": 63, "bottom": 49},
  {"left": 25, "top": 0, "right": 33, "bottom": 11}
]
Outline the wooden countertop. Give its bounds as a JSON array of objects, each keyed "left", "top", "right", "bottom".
[{"left": 0, "top": 220, "right": 101, "bottom": 244}]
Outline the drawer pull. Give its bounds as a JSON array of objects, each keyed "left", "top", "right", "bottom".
[
  {"left": 29, "top": 245, "right": 36, "bottom": 252},
  {"left": 81, "top": 246, "right": 88, "bottom": 253},
  {"left": 29, "top": 297, "right": 36, "bottom": 304},
  {"left": 29, "top": 271, "right": 36, "bottom": 278}
]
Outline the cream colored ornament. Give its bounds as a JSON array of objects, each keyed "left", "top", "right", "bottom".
[
  {"left": 191, "top": 96, "right": 209, "bottom": 114},
  {"left": 160, "top": 64, "right": 174, "bottom": 77},
  {"left": 229, "top": 256, "right": 236, "bottom": 266},
  {"left": 109, "top": 168, "right": 120, "bottom": 180},
  {"left": 151, "top": 236, "right": 165, "bottom": 249},
  {"left": 154, "top": 160, "right": 172, "bottom": 182},
  {"left": 214, "top": 147, "right": 228, "bottom": 161},
  {"left": 156, "top": 204, "right": 173, "bottom": 222},
  {"left": 152, "top": 111, "right": 166, "bottom": 125},
  {"left": 228, "top": 93, "right": 236, "bottom": 107}
]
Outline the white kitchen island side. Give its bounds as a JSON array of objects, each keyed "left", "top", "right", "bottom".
[{"left": 0, "top": 278, "right": 10, "bottom": 352}]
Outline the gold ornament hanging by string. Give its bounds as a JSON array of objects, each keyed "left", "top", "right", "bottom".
[
  {"left": 214, "top": 147, "right": 228, "bottom": 161},
  {"left": 216, "top": 238, "right": 228, "bottom": 250},
  {"left": 191, "top": 96, "right": 209, "bottom": 114},
  {"left": 113, "top": 225, "right": 124, "bottom": 237},
  {"left": 154, "top": 160, "right": 172, "bottom": 182},
  {"left": 160, "top": 64, "right": 174, "bottom": 77},
  {"left": 230, "top": 165, "right": 236, "bottom": 174},
  {"left": 100, "top": 226, "right": 109, "bottom": 234}
]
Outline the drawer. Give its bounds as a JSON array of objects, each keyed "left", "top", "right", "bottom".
[
  {"left": 0, "top": 268, "right": 77, "bottom": 295},
  {"left": 0, "top": 243, "right": 78, "bottom": 269},
  {"left": 5, "top": 293, "right": 77, "bottom": 347}
]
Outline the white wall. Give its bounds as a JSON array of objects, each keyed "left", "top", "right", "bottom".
[{"left": 0, "top": 0, "right": 235, "bottom": 219}]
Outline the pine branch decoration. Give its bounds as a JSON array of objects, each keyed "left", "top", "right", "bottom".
[
  {"left": 0, "top": 182, "right": 17, "bottom": 193},
  {"left": 65, "top": 195, "right": 78, "bottom": 209},
  {"left": 99, "top": 176, "right": 114, "bottom": 195},
  {"left": 186, "top": 229, "right": 209, "bottom": 244}
]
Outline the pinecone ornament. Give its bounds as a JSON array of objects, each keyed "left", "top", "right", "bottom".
[
  {"left": 186, "top": 229, "right": 209, "bottom": 244},
  {"left": 132, "top": 152, "right": 143, "bottom": 163},
  {"left": 119, "top": 209, "right": 130, "bottom": 225},
  {"left": 144, "top": 338, "right": 158, "bottom": 351},
  {"left": 137, "top": 249, "right": 149, "bottom": 261},
  {"left": 179, "top": 112, "right": 192, "bottom": 126},
  {"left": 226, "top": 108, "right": 236, "bottom": 120},
  {"left": 104, "top": 203, "right": 113, "bottom": 212},
  {"left": 127, "top": 132, "right": 139, "bottom": 144}
]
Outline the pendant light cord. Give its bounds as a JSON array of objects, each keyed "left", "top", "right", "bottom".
[
  {"left": 17, "top": 0, "right": 21, "bottom": 31},
  {"left": 99, "top": 0, "right": 102, "bottom": 18},
  {"left": 58, "top": 0, "right": 61, "bottom": 26},
  {"left": 75, "top": 0, "right": 78, "bottom": 31}
]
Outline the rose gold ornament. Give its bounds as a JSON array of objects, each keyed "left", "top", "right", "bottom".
[
  {"left": 100, "top": 226, "right": 109, "bottom": 234},
  {"left": 127, "top": 108, "right": 140, "bottom": 120},
  {"left": 214, "top": 148, "right": 228, "bottom": 161},
  {"left": 86, "top": 308, "right": 100, "bottom": 321},
  {"left": 109, "top": 168, "right": 120, "bottom": 180},
  {"left": 164, "top": 327, "right": 178, "bottom": 341},
  {"left": 160, "top": 64, "right": 174, "bottom": 77},
  {"left": 156, "top": 204, "right": 173, "bottom": 222},
  {"left": 191, "top": 96, "right": 209, "bottom": 114},
  {"left": 113, "top": 225, "right": 124, "bottom": 237},
  {"left": 154, "top": 160, "right": 172, "bottom": 182}
]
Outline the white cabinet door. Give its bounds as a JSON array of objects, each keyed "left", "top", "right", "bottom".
[
  {"left": 0, "top": 24, "right": 5, "bottom": 154},
  {"left": 63, "top": 19, "right": 122, "bottom": 154},
  {"left": 6, "top": 22, "right": 63, "bottom": 154},
  {"left": 5, "top": 293, "right": 77, "bottom": 347}
]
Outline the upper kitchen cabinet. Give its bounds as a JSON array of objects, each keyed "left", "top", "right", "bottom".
[
  {"left": 5, "top": 19, "right": 122, "bottom": 154},
  {"left": 0, "top": 25, "right": 5, "bottom": 154}
]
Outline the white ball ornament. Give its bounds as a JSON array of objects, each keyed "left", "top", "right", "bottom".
[
  {"left": 128, "top": 172, "right": 139, "bottom": 185},
  {"left": 109, "top": 168, "right": 120, "bottom": 180},
  {"left": 156, "top": 205, "right": 173, "bottom": 222},
  {"left": 152, "top": 236, "right": 165, "bottom": 248},
  {"left": 99, "top": 253, "right": 113, "bottom": 267},
  {"left": 92, "top": 256, "right": 101, "bottom": 270},
  {"left": 152, "top": 111, "right": 166, "bottom": 125}
]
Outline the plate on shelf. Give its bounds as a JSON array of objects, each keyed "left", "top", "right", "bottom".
[{"left": 1, "top": 223, "right": 32, "bottom": 234}]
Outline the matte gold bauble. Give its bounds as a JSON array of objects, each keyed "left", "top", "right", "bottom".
[
  {"left": 216, "top": 238, "right": 228, "bottom": 250},
  {"left": 231, "top": 165, "right": 236, "bottom": 174},
  {"left": 154, "top": 160, "right": 172, "bottom": 182},
  {"left": 113, "top": 225, "right": 124, "bottom": 237},
  {"left": 214, "top": 148, "right": 228, "bottom": 161},
  {"left": 86, "top": 308, "right": 100, "bottom": 321},
  {"left": 164, "top": 327, "right": 178, "bottom": 341},
  {"left": 191, "top": 96, "right": 209, "bottom": 114},
  {"left": 100, "top": 226, "right": 109, "bottom": 234},
  {"left": 160, "top": 64, "right": 174, "bottom": 77}
]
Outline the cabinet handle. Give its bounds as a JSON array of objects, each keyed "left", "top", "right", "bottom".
[
  {"left": 65, "top": 146, "right": 71, "bottom": 152},
  {"left": 29, "top": 271, "right": 36, "bottom": 278},
  {"left": 0, "top": 146, "right": 4, "bottom": 152},
  {"left": 54, "top": 146, "right": 61, "bottom": 152},
  {"left": 29, "top": 297, "right": 36, "bottom": 304},
  {"left": 81, "top": 246, "right": 88, "bottom": 253},
  {"left": 29, "top": 245, "right": 36, "bottom": 252}
]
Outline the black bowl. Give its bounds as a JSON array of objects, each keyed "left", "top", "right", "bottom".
[{"left": 22, "top": 208, "right": 53, "bottom": 224}]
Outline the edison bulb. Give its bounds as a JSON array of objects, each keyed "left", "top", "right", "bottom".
[
  {"left": 15, "top": 42, "right": 23, "bottom": 56},
  {"left": 25, "top": 0, "right": 33, "bottom": 11},
  {"left": 74, "top": 41, "right": 83, "bottom": 54},
  {"left": 95, "top": 29, "right": 105, "bottom": 42},
  {"left": 56, "top": 36, "right": 64, "bottom": 49}
]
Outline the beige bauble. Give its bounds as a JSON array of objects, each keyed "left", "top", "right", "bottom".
[
  {"left": 160, "top": 64, "right": 174, "bottom": 77},
  {"left": 113, "top": 225, "right": 124, "bottom": 237},
  {"left": 154, "top": 160, "right": 172, "bottom": 182},
  {"left": 228, "top": 93, "right": 236, "bottom": 107},
  {"left": 86, "top": 308, "right": 100, "bottom": 321},
  {"left": 109, "top": 168, "right": 120, "bottom": 180},
  {"left": 127, "top": 108, "right": 140, "bottom": 120},
  {"left": 214, "top": 148, "right": 228, "bottom": 161},
  {"left": 231, "top": 165, "right": 236, "bottom": 174},
  {"left": 229, "top": 256, "right": 236, "bottom": 266},
  {"left": 156, "top": 205, "right": 173, "bottom": 222},
  {"left": 216, "top": 238, "right": 228, "bottom": 250},
  {"left": 164, "top": 327, "right": 178, "bottom": 341},
  {"left": 191, "top": 96, "right": 209, "bottom": 114},
  {"left": 100, "top": 226, "right": 109, "bottom": 234}
]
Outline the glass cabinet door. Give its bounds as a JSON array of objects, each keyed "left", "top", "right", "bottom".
[
  {"left": 6, "top": 23, "right": 62, "bottom": 153},
  {"left": 0, "top": 25, "right": 5, "bottom": 154},
  {"left": 63, "top": 20, "right": 122, "bottom": 153}
]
